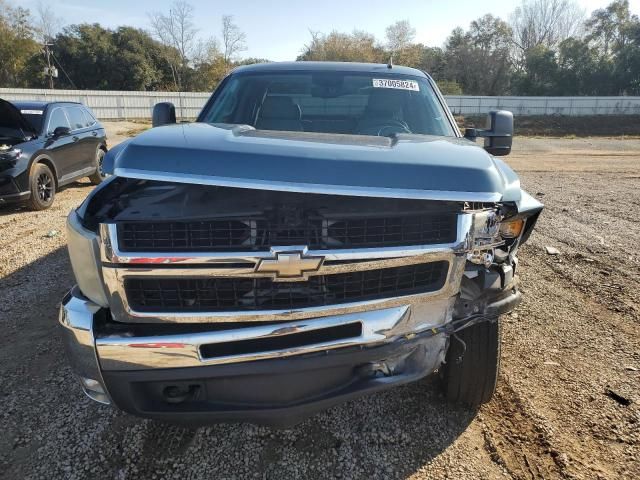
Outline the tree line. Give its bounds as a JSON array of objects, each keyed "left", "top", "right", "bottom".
[
  {"left": 0, "top": 0, "right": 265, "bottom": 91},
  {"left": 1, "top": 0, "right": 638, "bottom": 95}
]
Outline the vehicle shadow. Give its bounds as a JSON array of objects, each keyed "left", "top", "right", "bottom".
[
  {"left": 136, "top": 378, "right": 478, "bottom": 479},
  {"left": 0, "top": 246, "right": 73, "bottom": 380},
  {"left": 0, "top": 180, "right": 94, "bottom": 217},
  {"left": 1, "top": 244, "right": 478, "bottom": 479}
]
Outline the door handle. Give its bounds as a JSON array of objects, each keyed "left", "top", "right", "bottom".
[
  {"left": 72, "top": 136, "right": 79, "bottom": 142},
  {"left": 91, "top": 131, "right": 97, "bottom": 137}
]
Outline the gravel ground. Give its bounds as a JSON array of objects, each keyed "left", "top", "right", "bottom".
[{"left": 0, "top": 125, "right": 639, "bottom": 479}]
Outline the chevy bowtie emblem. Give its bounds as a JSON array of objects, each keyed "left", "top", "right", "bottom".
[{"left": 255, "top": 248, "right": 323, "bottom": 281}]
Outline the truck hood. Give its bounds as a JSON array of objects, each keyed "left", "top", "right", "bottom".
[
  {"left": 103, "top": 123, "right": 523, "bottom": 202},
  {"left": 0, "top": 98, "right": 37, "bottom": 138}
]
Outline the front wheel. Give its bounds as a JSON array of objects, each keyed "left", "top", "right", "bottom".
[
  {"left": 440, "top": 317, "right": 501, "bottom": 407},
  {"left": 27, "top": 163, "right": 56, "bottom": 211},
  {"left": 88, "top": 148, "right": 106, "bottom": 185}
]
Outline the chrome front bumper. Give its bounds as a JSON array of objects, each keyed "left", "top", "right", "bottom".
[
  {"left": 59, "top": 285, "right": 453, "bottom": 420},
  {"left": 58, "top": 288, "right": 111, "bottom": 404}
]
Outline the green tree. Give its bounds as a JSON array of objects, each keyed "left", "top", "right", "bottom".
[
  {"left": 436, "top": 80, "right": 463, "bottom": 95},
  {"left": 111, "top": 27, "right": 177, "bottom": 90},
  {"left": 0, "top": 1, "right": 40, "bottom": 87},
  {"left": 52, "top": 24, "right": 115, "bottom": 89},
  {"left": 586, "top": 0, "right": 640, "bottom": 94},
  {"left": 298, "top": 30, "right": 385, "bottom": 63},
  {"left": 555, "top": 38, "right": 612, "bottom": 94},
  {"left": 587, "top": 0, "right": 636, "bottom": 55},
  {"left": 511, "top": 45, "right": 560, "bottom": 94},
  {"left": 51, "top": 24, "right": 176, "bottom": 90},
  {"left": 444, "top": 15, "right": 513, "bottom": 95},
  {"left": 615, "top": 21, "right": 640, "bottom": 94}
]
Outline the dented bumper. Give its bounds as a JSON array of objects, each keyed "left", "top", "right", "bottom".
[{"left": 60, "top": 286, "right": 455, "bottom": 426}]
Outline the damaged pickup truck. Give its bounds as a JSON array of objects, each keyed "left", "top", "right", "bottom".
[{"left": 60, "top": 62, "right": 542, "bottom": 426}]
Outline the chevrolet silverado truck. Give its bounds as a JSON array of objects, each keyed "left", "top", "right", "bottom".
[{"left": 60, "top": 62, "right": 543, "bottom": 426}]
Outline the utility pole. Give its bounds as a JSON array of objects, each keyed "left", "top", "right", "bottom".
[{"left": 43, "top": 42, "right": 57, "bottom": 89}]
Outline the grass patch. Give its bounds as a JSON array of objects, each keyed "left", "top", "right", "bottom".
[{"left": 121, "top": 122, "right": 151, "bottom": 137}]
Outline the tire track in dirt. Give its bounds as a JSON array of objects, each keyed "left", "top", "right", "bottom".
[
  {"left": 480, "top": 377, "right": 567, "bottom": 479},
  {"left": 488, "top": 164, "right": 640, "bottom": 479}
]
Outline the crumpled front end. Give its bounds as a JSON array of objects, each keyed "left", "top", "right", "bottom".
[{"left": 61, "top": 178, "right": 541, "bottom": 425}]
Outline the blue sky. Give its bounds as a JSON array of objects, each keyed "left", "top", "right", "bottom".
[{"left": 21, "top": 0, "right": 640, "bottom": 60}]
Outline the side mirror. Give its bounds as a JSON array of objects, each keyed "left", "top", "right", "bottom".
[
  {"left": 52, "top": 126, "right": 71, "bottom": 138},
  {"left": 152, "top": 102, "right": 176, "bottom": 127},
  {"left": 464, "top": 110, "right": 513, "bottom": 156}
]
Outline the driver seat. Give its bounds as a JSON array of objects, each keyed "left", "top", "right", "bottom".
[
  {"left": 256, "top": 96, "right": 303, "bottom": 132},
  {"left": 357, "top": 89, "right": 405, "bottom": 133}
]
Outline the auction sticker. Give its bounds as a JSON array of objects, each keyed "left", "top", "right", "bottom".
[{"left": 372, "top": 79, "right": 419, "bottom": 91}]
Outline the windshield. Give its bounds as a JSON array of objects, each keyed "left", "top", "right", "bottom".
[
  {"left": 200, "top": 71, "right": 456, "bottom": 137},
  {"left": 20, "top": 110, "right": 44, "bottom": 133}
]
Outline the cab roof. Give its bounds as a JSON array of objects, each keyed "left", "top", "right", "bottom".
[{"left": 232, "top": 61, "right": 428, "bottom": 77}]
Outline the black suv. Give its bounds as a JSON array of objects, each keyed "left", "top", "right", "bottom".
[{"left": 0, "top": 99, "right": 107, "bottom": 210}]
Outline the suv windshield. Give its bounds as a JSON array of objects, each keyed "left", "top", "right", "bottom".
[{"left": 200, "top": 71, "right": 456, "bottom": 137}]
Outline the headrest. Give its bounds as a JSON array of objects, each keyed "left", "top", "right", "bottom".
[
  {"left": 365, "top": 89, "right": 404, "bottom": 116},
  {"left": 260, "top": 96, "right": 301, "bottom": 120}
]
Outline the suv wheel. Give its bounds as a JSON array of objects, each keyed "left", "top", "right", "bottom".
[
  {"left": 27, "top": 163, "right": 56, "bottom": 211},
  {"left": 88, "top": 149, "right": 106, "bottom": 185},
  {"left": 440, "top": 317, "right": 501, "bottom": 407}
]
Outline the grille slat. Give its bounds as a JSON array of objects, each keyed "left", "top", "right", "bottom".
[
  {"left": 125, "top": 261, "right": 449, "bottom": 313},
  {"left": 117, "top": 213, "right": 457, "bottom": 252}
]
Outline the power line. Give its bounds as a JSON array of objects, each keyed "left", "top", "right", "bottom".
[{"left": 50, "top": 50, "right": 77, "bottom": 89}]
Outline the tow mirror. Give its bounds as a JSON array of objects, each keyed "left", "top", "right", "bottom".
[
  {"left": 152, "top": 102, "right": 176, "bottom": 127},
  {"left": 52, "top": 126, "right": 71, "bottom": 138},
  {"left": 464, "top": 110, "right": 513, "bottom": 156}
]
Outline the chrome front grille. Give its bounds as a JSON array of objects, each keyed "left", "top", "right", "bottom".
[
  {"left": 116, "top": 213, "right": 457, "bottom": 252},
  {"left": 124, "top": 261, "right": 449, "bottom": 313},
  {"left": 99, "top": 210, "right": 474, "bottom": 324}
]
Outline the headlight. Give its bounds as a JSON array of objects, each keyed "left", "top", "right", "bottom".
[
  {"left": 0, "top": 148, "right": 22, "bottom": 166},
  {"left": 500, "top": 218, "right": 525, "bottom": 238},
  {"left": 66, "top": 211, "right": 109, "bottom": 307}
]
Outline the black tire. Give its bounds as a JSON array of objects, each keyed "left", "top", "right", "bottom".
[
  {"left": 88, "top": 148, "right": 106, "bottom": 185},
  {"left": 441, "top": 317, "right": 501, "bottom": 407},
  {"left": 27, "top": 163, "right": 56, "bottom": 211}
]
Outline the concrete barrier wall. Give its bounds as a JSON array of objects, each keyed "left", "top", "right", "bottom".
[{"left": 2, "top": 88, "right": 639, "bottom": 119}]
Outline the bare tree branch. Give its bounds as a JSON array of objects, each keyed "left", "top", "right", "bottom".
[
  {"left": 33, "top": 1, "right": 61, "bottom": 44},
  {"left": 221, "top": 15, "right": 246, "bottom": 64},
  {"left": 510, "top": 0, "right": 585, "bottom": 60},
  {"left": 148, "top": 0, "right": 201, "bottom": 89},
  {"left": 385, "top": 20, "right": 416, "bottom": 53}
]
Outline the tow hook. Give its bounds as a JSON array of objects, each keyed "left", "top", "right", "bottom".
[{"left": 163, "top": 384, "right": 201, "bottom": 404}]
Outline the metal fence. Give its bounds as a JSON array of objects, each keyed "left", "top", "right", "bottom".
[
  {"left": 2, "top": 88, "right": 640, "bottom": 119},
  {"left": 0, "top": 88, "right": 210, "bottom": 120},
  {"left": 445, "top": 95, "right": 640, "bottom": 116}
]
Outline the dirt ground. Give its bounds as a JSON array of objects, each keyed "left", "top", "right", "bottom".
[
  {"left": 0, "top": 124, "right": 638, "bottom": 479},
  {"left": 458, "top": 115, "right": 640, "bottom": 138}
]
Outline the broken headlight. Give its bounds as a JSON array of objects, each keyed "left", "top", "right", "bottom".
[
  {"left": 499, "top": 218, "right": 524, "bottom": 238},
  {"left": 466, "top": 209, "right": 503, "bottom": 267}
]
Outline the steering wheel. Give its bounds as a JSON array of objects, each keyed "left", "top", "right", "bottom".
[{"left": 358, "top": 119, "right": 412, "bottom": 136}]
